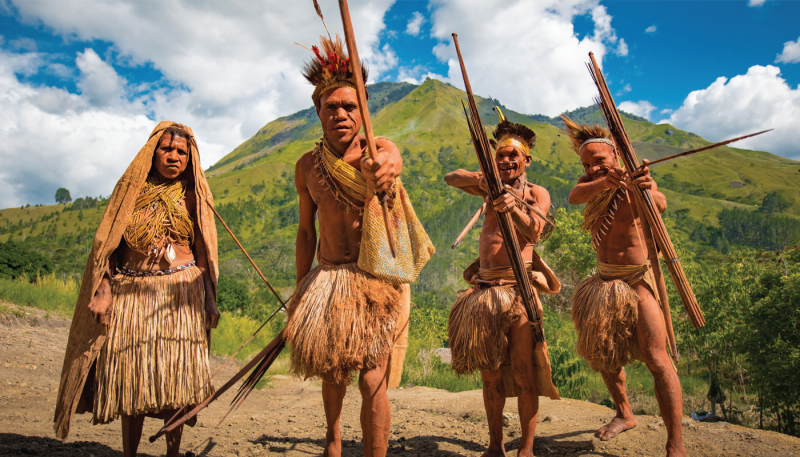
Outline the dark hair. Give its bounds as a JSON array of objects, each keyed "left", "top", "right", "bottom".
[{"left": 161, "top": 125, "right": 194, "bottom": 155}]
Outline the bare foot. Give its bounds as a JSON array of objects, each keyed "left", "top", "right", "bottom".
[
  {"left": 596, "top": 415, "right": 637, "bottom": 441},
  {"left": 517, "top": 449, "right": 535, "bottom": 457},
  {"left": 480, "top": 445, "right": 507, "bottom": 457},
  {"left": 323, "top": 432, "right": 341, "bottom": 457},
  {"left": 666, "top": 441, "right": 687, "bottom": 457}
]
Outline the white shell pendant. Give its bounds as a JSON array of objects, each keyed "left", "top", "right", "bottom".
[{"left": 165, "top": 244, "right": 176, "bottom": 264}]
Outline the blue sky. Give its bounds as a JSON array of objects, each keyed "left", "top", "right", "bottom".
[{"left": 0, "top": 0, "right": 798, "bottom": 208}]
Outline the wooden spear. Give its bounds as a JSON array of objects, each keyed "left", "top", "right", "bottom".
[
  {"left": 338, "top": 0, "right": 397, "bottom": 257},
  {"left": 643, "top": 129, "right": 773, "bottom": 167}
]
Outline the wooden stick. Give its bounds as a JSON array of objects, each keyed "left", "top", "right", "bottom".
[
  {"left": 149, "top": 332, "right": 286, "bottom": 443},
  {"left": 453, "top": 33, "right": 544, "bottom": 343},
  {"left": 338, "top": 0, "right": 397, "bottom": 258},
  {"left": 452, "top": 203, "right": 486, "bottom": 249},
  {"left": 206, "top": 202, "right": 285, "bottom": 307},
  {"left": 645, "top": 129, "right": 772, "bottom": 167}
]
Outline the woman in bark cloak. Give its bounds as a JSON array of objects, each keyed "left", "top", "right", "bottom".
[{"left": 53, "top": 121, "right": 219, "bottom": 457}]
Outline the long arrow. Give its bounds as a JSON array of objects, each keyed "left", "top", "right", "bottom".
[
  {"left": 149, "top": 201, "right": 287, "bottom": 442},
  {"left": 645, "top": 129, "right": 773, "bottom": 167},
  {"left": 338, "top": 0, "right": 397, "bottom": 257}
]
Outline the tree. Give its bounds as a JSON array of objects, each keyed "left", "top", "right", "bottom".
[
  {"left": 759, "top": 191, "right": 790, "bottom": 214},
  {"left": 54, "top": 188, "right": 72, "bottom": 204},
  {"left": 741, "top": 249, "right": 800, "bottom": 436},
  {"left": 0, "top": 241, "right": 52, "bottom": 280},
  {"left": 216, "top": 275, "right": 251, "bottom": 313}
]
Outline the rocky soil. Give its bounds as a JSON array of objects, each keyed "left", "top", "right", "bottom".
[{"left": 2, "top": 303, "right": 800, "bottom": 457}]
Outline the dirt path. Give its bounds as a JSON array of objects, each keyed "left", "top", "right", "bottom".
[{"left": 1, "top": 304, "right": 799, "bottom": 457}]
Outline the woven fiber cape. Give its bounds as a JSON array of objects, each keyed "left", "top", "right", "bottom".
[{"left": 53, "top": 121, "right": 219, "bottom": 440}]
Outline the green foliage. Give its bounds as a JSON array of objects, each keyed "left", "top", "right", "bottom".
[
  {"left": 401, "top": 306, "right": 483, "bottom": 392},
  {"left": 719, "top": 208, "right": 800, "bottom": 250},
  {"left": 549, "top": 345, "right": 589, "bottom": 399},
  {"left": 217, "top": 274, "right": 251, "bottom": 313},
  {"left": 760, "top": 191, "right": 790, "bottom": 214},
  {"left": 674, "top": 247, "right": 800, "bottom": 435},
  {"left": 0, "top": 241, "right": 52, "bottom": 280},
  {"left": 739, "top": 251, "right": 800, "bottom": 435},
  {"left": 541, "top": 208, "right": 595, "bottom": 310},
  {"left": 55, "top": 188, "right": 72, "bottom": 204},
  {"left": 210, "top": 311, "right": 284, "bottom": 362}
]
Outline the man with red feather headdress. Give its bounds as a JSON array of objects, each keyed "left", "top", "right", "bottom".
[{"left": 286, "top": 34, "right": 433, "bottom": 457}]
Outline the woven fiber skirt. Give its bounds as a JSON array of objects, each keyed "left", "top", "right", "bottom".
[
  {"left": 448, "top": 285, "right": 524, "bottom": 375},
  {"left": 285, "top": 262, "right": 401, "bottom": 386},
  {"left": 93, "top": 264, "right": 214, "bottom": 424}
]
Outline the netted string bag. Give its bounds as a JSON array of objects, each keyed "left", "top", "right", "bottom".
[{"left": 358, "top": 179, "right": 435, "bottom": 285}]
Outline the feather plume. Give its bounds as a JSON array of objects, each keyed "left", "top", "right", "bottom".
[
  {"left": 560, "top": 114, "right": 612, "bottom": 154},
  {"left": 312, "top": 0, "right": 333, "bottom": 41}
]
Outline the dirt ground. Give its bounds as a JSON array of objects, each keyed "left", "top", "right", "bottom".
[{"left": 2, "top": 304, "right": 800, "bottom": 457}]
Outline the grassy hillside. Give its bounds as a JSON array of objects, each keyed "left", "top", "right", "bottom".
[{"left": 2, "top": 79, "right": 798, "bottom": 281}]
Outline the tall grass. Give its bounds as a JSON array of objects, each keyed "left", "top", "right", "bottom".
[{"left": 0, "top": 273, "right": 79, "bottom": 316}]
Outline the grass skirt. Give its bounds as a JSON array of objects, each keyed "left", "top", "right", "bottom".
[
  {"left": 571, "top": 273, "right": 642, "bottom": 373},
  {"left": 93, "top": 265, "right": 213, "bottom": 424},
  {"left": 285, "top": 262, "right": 401, "bottom": 385},
  {"left": 448, "top": 286, "right": 524, "bottom": 375}
]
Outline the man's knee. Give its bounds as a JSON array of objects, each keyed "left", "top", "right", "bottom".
[
  {"left": 358, "top": 368, "right": 387, "bottom": 397},
  {"left": 640, "top": 350, "right": 673, "bottom": 376}
]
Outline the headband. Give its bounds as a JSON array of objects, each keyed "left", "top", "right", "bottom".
[
  {"left": 312, "top": 78, "right": 357, "bottom": 108},
  {"left": 578, "top": 137, "right": 615, "bottom": 154},
  {"left": 497, "top": 136, "right": 531, "bottom": 156}
]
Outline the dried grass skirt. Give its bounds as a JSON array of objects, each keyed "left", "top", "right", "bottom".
[
  {"left": 285, "top": 263, "right": 402, "bottom": 385},
  {"left": 93, "top": 266, "right": 213, "bottom": 424},
  {"left": 571, "top": 273, "right": 642, "bottom": 373},
  {"left": 448, "top": 285, "right": 524, "bottom": 375}
]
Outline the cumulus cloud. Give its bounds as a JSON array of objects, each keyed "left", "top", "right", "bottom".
[
  {"left": 406, "top": 11, "right": 425, "bottom": 36},
  {"left": 748, "top": 0, "right": 767, "bottom": 6},
  {"left": 426, "top": 0, "right": 627, "bottom": 116},
  {"left": 0, "top": 0, "right": 397, "bottom": 207},
  {"left": 775, "top": 36, "right": 800, "bottom": 64},
  {"left": 666, "top": 65, "right": 800, "bottom": 160},
  {"left": 619, "top": 100, "right": 656, "bottom": 120},
  {"left": 75, "top": 48, "right": 126, "bottom": 106},
  {"left": 645, "top": 25, "right": 657, "bottom": 34}
]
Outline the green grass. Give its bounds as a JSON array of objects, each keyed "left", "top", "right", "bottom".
[{"left": 0, "top": 273, "right": 79, "bottom": 317}]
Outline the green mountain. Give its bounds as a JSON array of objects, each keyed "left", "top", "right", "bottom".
[{"left": 2, "top": 79, "right": 799, "bottom": 302}]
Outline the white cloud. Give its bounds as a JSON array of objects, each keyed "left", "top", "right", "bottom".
[
  {"left": 0, "top": 0, "right": 397, "bottom": 207},
  {"left": 615, "top": 38, "right": 628, "bottom": 57},
  {"left": 660, "top": 108, "right": 673, "bottom": 115},
  {"left": 645, "top": 25, "right": 657, "bottom": 34},
  {"left": 748, "top": 0, "right": 767, "bottom": 6},
  {"left": 666, "top": 65, "right": 800, "bottom": 160},
  {"left": 776, "top": 36, "right": 800, "bottom": 64},
  {"left": 427, "top": 0, "right": 627, "bottom": 116},
  {"left": 619, "top": 100, "right": 656, "bottom": 120},
  {"left": 406, "top": 11, "right": 425, "bottom": 36},
  {"left": 75, "top": 48, "right": 126, "bottom": 107},
  {"left": 616, "top": 83, "right": 632, "bottom": 96}
]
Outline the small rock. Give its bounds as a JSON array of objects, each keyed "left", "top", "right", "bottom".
[{"left": 541, "top": 415, "right": 559, "bottom": 423}]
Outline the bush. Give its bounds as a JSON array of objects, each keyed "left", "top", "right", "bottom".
[
  {"left": 0, "top": 241, "right": 52, "bottom": 280},
  {"left": 217, "top": 274, "right": 251, "bottom": 313}
]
